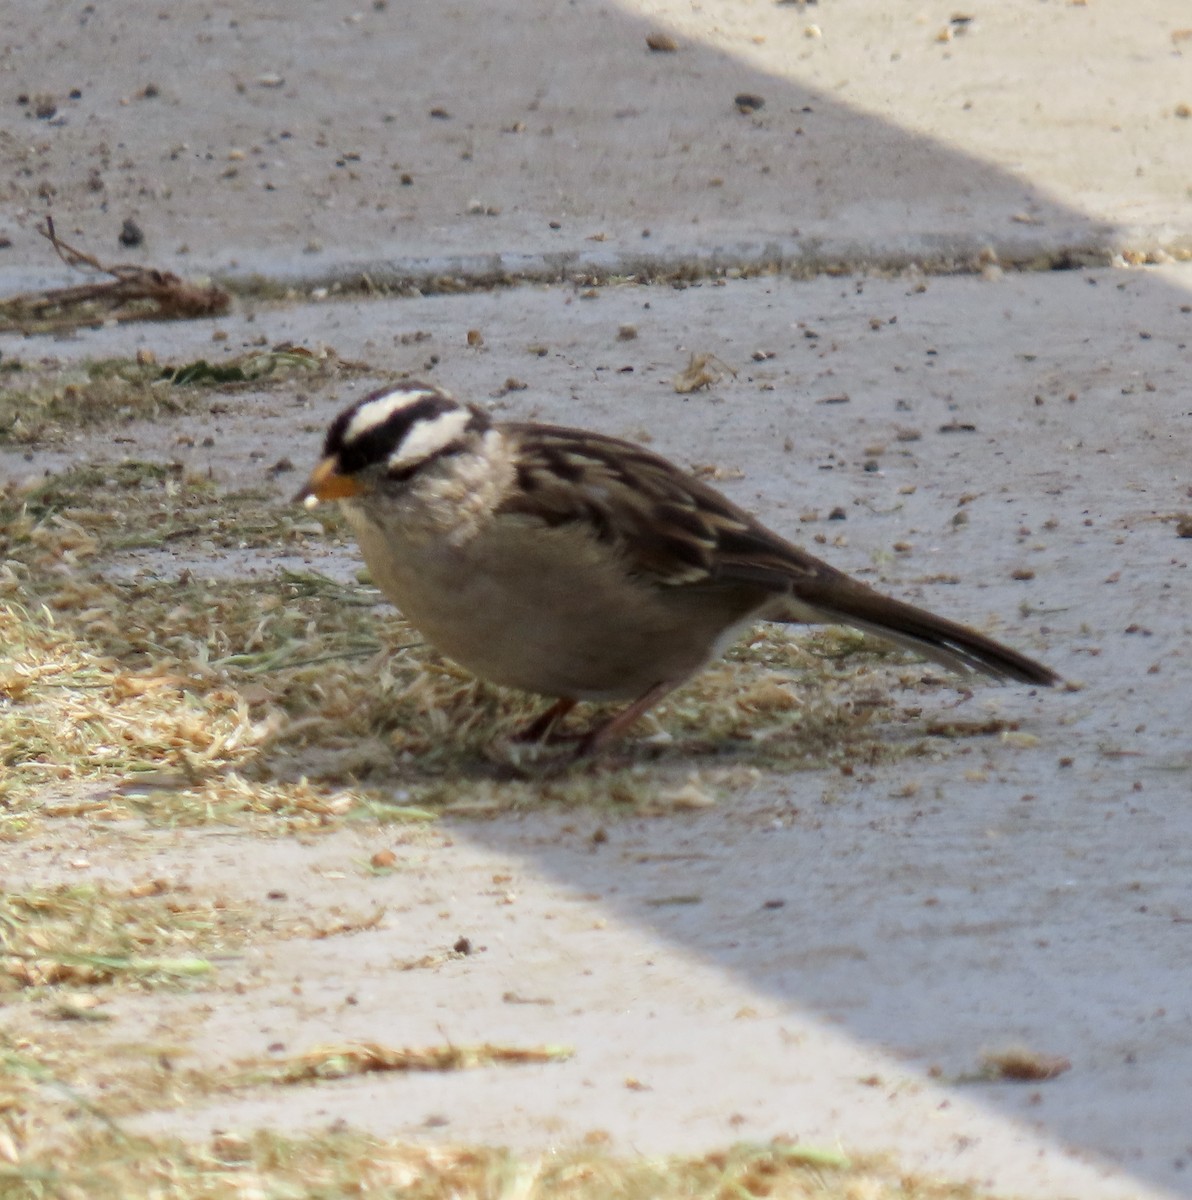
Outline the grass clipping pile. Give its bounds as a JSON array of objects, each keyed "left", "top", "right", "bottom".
[
  {"left": 0, "top": 1127, "right": 999, "bottom": 1200},
  {"left": 0, "top": 429, "right": 929, "bottom": 832}
]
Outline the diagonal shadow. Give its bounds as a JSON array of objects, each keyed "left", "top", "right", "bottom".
[{"left": 3, "top": 0, "right": 1191, "bottom": 1194}]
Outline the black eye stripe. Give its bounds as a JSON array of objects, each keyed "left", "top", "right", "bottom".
[{"left": 325, "top": 391, "right": 455, "bottom": 475}]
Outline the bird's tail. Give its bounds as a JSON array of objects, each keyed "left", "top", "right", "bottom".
[{"left": 777, "top": 580, "right": 1058, "bottom": 686}]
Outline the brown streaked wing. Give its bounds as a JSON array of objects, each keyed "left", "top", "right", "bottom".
[{"left": 497, "top": 423, "right": 822, "bottom": 593}]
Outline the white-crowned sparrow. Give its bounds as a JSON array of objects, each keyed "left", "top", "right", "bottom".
[{"left": 298, "top": 383, "right": 1057, "bottom": 756}]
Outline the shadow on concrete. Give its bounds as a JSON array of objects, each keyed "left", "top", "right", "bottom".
[{"left": 3, "top": 0, "right": 1190, "bottom": 1193}]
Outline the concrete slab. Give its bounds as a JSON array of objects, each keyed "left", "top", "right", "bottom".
[
  {"left": 4, "top": 264, "right": 1192, "bottom": 1196},
  {"left": 2, "top": 0, "right": 1192, "bottom": 1195},
  {"left": 1, "top": 0, "right": 1189, "bottom": 290}
]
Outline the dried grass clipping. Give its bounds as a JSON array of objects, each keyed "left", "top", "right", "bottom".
[{"left": 252, "top": 1040, "right": 573, "bottom": 1085}]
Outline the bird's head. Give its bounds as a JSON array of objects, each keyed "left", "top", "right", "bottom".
[{"left": 296, "top": 384, "right": 490, "bottom": 507}]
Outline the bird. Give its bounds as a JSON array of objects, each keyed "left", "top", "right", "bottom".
[{"left": 297, "top": 383, "right": 1058, "bottom": 757}]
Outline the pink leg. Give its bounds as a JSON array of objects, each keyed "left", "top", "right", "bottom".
[
  {"left": 574, "top": 681, "right": 678, "bottom": 759},
  {"left": 512, "top": 697, "right": 577, "bottom": 744}
]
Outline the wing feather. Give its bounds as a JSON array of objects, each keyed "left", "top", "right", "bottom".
[{"left": 497, "top": 423, "right": 820, "bottom": 591}]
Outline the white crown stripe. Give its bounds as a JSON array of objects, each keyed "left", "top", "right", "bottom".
[
  {"left": 343, "top": 389, "right": 438, "bottom": 445},
  {"left": 387, "top": 407, "right": 473, "bottom": 471}
]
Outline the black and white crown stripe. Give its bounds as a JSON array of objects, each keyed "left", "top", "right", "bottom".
[
  {"left": 342, "top": 388, "right": 440, "bottom": 446},
  {"left": 324, "top": 385, "right": 490, "bottom": 478},
  {"left": 387, "top": 406, "right": 477, "bottom": 473}
]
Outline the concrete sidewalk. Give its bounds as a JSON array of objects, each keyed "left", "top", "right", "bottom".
[
  {"left": 1, "top": 0, "right": 1189, "bottom": 289},
  {"left": 2, "top": 2, "right": 1192, "bottom": 1198}
]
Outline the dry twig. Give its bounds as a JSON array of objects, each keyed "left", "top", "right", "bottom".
[{"left": 0, "top": 217, "right": 230, "bottom": 334}]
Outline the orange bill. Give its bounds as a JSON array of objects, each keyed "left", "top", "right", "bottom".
[{"left": 294, "top": 457, "right": 363, "bottom": 505}]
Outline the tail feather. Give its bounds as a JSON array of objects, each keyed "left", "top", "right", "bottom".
[{"left": 778, "top": 582, "right": 1059, "bottom": 686}]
